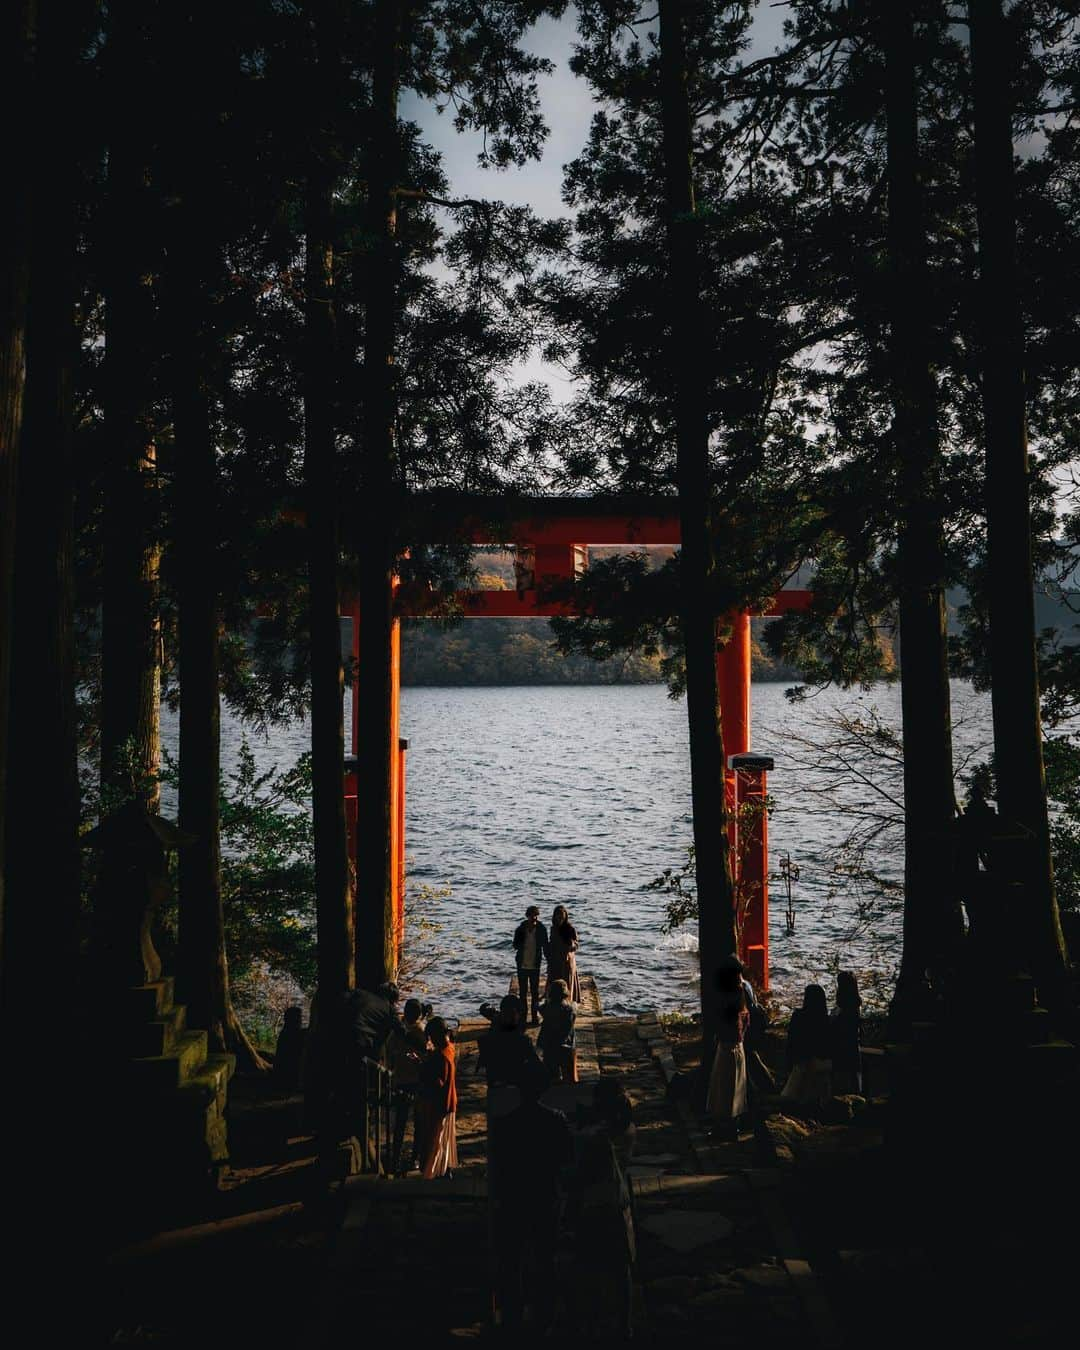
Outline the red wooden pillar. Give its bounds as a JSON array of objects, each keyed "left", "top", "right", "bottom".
[
  {"left": 389, "top": 617, "right": 403, "bottom": 963},
  {"left": 734, "top": 763, "right": 770, "bottom": 991},
  {"left": 346, "top": 602, "right": 405, "bottom": 971},
  {"left": 715, "top": 611, "right": 769, "bottom": 989},
  {"left": 396, "top": 736, "right": 407, "bottom": 954},
  {"left": 715, "top": 610, "right": 751, "bottom": 759}
]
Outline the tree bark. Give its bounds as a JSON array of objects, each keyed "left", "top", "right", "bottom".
[
  {"left": 170, "top": 5, "right": 267, "bottom": 1071},
  {"left": 305, "top": 4, "right": 355, "bottom": 999},
  {"left": 0, "top": 0, "right": 37, "bottom": 989},
  {"left": 882, "top": 2, "right": 962, "bottom": 1007},
  {"left": 658, "top": 0, "right": 737, "bottom": 1051},
  {"left": 3, "top": 0, "right": 80, "bottom": 1029},
  {"left": 969, "top": 0, "right": 1068, "bottom": 986},
  {"left": 101, "top": 0, "right": 161, "bottom": 811},
  {"left": 355, "top": 0, "right": 401, "bottom": 992}
]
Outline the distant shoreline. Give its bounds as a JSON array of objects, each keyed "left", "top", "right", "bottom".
[{"left": 400, "top": 672, "right": 805, "bottom": 687}]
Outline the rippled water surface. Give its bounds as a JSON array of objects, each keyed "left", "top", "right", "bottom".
[
  {"left": 386, "top": 681, "right": 990, "bottom": 1018},
  {"left": 168, "top": 680, "right": 995, "bottom": 1020}
]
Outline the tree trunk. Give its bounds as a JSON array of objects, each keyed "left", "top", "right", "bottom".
[
  {"left": 170, "top": 7, "right": 267, "bottom": 1072},
  {"left": 355, "top": 0, "right": 401, "bottom": 992},
  {"left": 101, "top": 0, "right": 161, "bottom": 811},
  {"left": 4, "top": 0, "right": 80, "bottom": 1031},
  {"left": 0, "top": 0, "right": 37, "bottom": 988},
  {"left": 305, "top": 45, "right": 355, "bottom": 998},
  {"left": 658, "top": 0, "right": 737, "bottom": 1051},
  {"left": 882, "top": 2, "right": 961, "bottom": 1009},
  {"left": 969, "top": 0, "right": 1068, "bottom": 987}
]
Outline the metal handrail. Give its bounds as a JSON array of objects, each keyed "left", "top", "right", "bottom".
[{"left": 360, "top": 1056, "right": 395, "bottom": 1175}]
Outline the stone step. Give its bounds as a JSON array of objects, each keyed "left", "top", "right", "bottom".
[
  {"left": 185, "top": 1053, "right": 237, "bottom": 1103},
  {"left": 1022, "top": 1039, "right": 1079, "bottom": 1083},
  {"left": 1003, "top": 973, "right": 1038, "bottom": 1012},
  {"left": 171, "top": 1080, "right": 231, "bottom": 1165},
  {"left": 131, "top": 1029, "right": 209, "bottom": 1091},
  {"left": 130, "top": 1003, "right": 188, "bottom": 1058},
  {"left": 128, "top": 977, "right": 175, "bottom": 1021}
]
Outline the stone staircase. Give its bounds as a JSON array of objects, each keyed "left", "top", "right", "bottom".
[{"left": 125, "top": 976, "right": 237, "bottom": 1189}]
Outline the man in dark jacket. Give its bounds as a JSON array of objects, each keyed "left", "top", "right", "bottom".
[
  {"left": 512, "top": 905, "right": 549, "bottom": 1025},
  {"left": 478, "top": 995, "right": 546, "bottom": 1092}
]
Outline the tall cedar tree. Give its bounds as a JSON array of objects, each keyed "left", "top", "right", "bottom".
[
  {"left": 355, "top": 0, "right": 404, "bottom": 992},
  {"left": 3, "top": 3, "right": 90, "bottom": 1304},
  {"left": 969, "top": 0, "right": 1068, "bottom": 986},
  {"left": 0, "top": 1, "right": 37, "bottom": 983},
  {"left": 100, "top": 0, "right": 162, "bottom": 818},
  {"left": 882, "top": 2, "right": 962, "bottom": 1003},
  {"left": 305, "top": 0, "right": 355, "bottom": 996},
  {"left": 166, "top": 6, "right": 269, "bottom": 1069},
  {"left": 657, "top": 0, "right": 737, "bottom": 1049}
]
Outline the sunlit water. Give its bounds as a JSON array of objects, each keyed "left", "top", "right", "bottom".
[{"left": 161, "top": 680, "right": 996, "bottom": 1019}]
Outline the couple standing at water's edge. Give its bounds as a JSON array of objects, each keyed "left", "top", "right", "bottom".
[{"left": 513, "top": 903, "right": 582, "bottom": 1024}]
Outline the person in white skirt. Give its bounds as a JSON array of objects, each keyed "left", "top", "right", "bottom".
[
  {"left": 416, "top": 1017, "right": 458, "bottom": 1179},
  {"left": 706, "top": 957, "right": 750, "bottom": 1139}
]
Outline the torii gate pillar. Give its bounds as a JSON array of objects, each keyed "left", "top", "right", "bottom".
[
  {"left": 344, "top": 613, "right": 407, "bottom": 976},
  {"left": 716, "top": 611, "right": 770, "bottom": 991}
]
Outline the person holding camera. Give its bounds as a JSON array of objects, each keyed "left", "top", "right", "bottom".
[
  {"left": 389, "top": 997, "right": 429, "bottom": 1175},
  {"left": 512, "top": 904, "right": 549, "bottom": 1026}
]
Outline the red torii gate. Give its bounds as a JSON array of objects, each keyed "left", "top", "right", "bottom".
[{"left": 344, "top": 499, "right": 810, "bottom": 992}]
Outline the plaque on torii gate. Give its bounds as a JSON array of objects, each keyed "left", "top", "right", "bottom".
[{"left": 344, "top": 496, "right": 811, "bottom": 992}]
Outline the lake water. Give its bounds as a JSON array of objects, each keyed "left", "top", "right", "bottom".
[{"left": 162, "top": 680, "right": 996, "bottom": 1020}]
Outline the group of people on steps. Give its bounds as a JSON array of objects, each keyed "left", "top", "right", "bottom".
[
  {"left": 704, "top": 957, "right": 863, "bottom": 1138},
  {"left": 297, "top": 911, "right": 865, "bottom": 1335},
  {"left": 300, "top": 902, "right": 587, "bottom": 1183}
]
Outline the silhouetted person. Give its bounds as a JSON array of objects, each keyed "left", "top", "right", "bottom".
[
  {"left": 781, "top": 984, "right": 832, "bottom": 1108},
  {"left": 513, "top": 905, "right": 549, "bottom": 1025},
  {"left": 478, "top": 994, "right": 545, "bottom": 1089},
  {"left": 830, "top": 971, "right": 863, "bottom": 1095},
  {"left": 416, "top": 1017, "right": 458, "bottom": 1179},
  {"left": 547, "top": 904, "right": 582, "bottom": 1003},
  {"left": 273, "top": 1005, "right": 307, "bottom": 1092},
  {"left": 488, "top": 1057, "right": 572, "bottom": 1331},
  {"left": 567, "top": 1121, "right": 635, "bottom": 1337},
  {"left": 591, "top": 1076, "right": 636, "bottom": 1171},
  {"left": 389, "top": 998, "right": 428, "bottom": 1174},
  {"left": 724, "top": 955, "right": 775, "bottom": 1094},
  {"left": 706, "top": 957, "right": 750, "bottom": 1139},
  {"left": 538, "top": 977, "right": 577, "bottom": 1082}
]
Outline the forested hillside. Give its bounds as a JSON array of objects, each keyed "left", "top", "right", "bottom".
[{"left": 400, "top": 615, "right": 804, "bottom": 684}]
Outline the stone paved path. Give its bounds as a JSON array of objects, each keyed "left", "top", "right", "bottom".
[{"left": 304, "top": 982, "right": 843, "bottom": 1345}]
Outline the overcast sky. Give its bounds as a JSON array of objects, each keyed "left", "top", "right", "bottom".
[
  {"left": 400, "top": 7, "right": 790, "bottom": 399},
  {"left": 403, "top": 7, "right": 789, "bottom": 214}
]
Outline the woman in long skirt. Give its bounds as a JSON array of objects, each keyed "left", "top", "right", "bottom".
[
  {"left": 416, "top": 1017, "right": 458, "bottom": 1179},
  {"left": 706, "top": 965, "right": 750, "bottom": 1138},
  {"left": 547, "top": 905, "right": 582, "bottom": 1004},
  {"left": 537, "top": 978, "right": 577, "bottom": 1083}
]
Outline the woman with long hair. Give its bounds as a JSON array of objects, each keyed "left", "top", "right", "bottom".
[
  {"left": 829, "top": 970, "right": 863, "bottom": 1095},
  {"left": 415, "top": 1017, "right": 458, "bottom": 1179},
  {"left": 781, "top": 984, "right": 832, "bottom": 1108},
  {"left": 546, "top": 904, "right": 582, "bottom": 1004},
  {"left": 538, "top": 978, "right": 578, "bottom": 1083}
]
